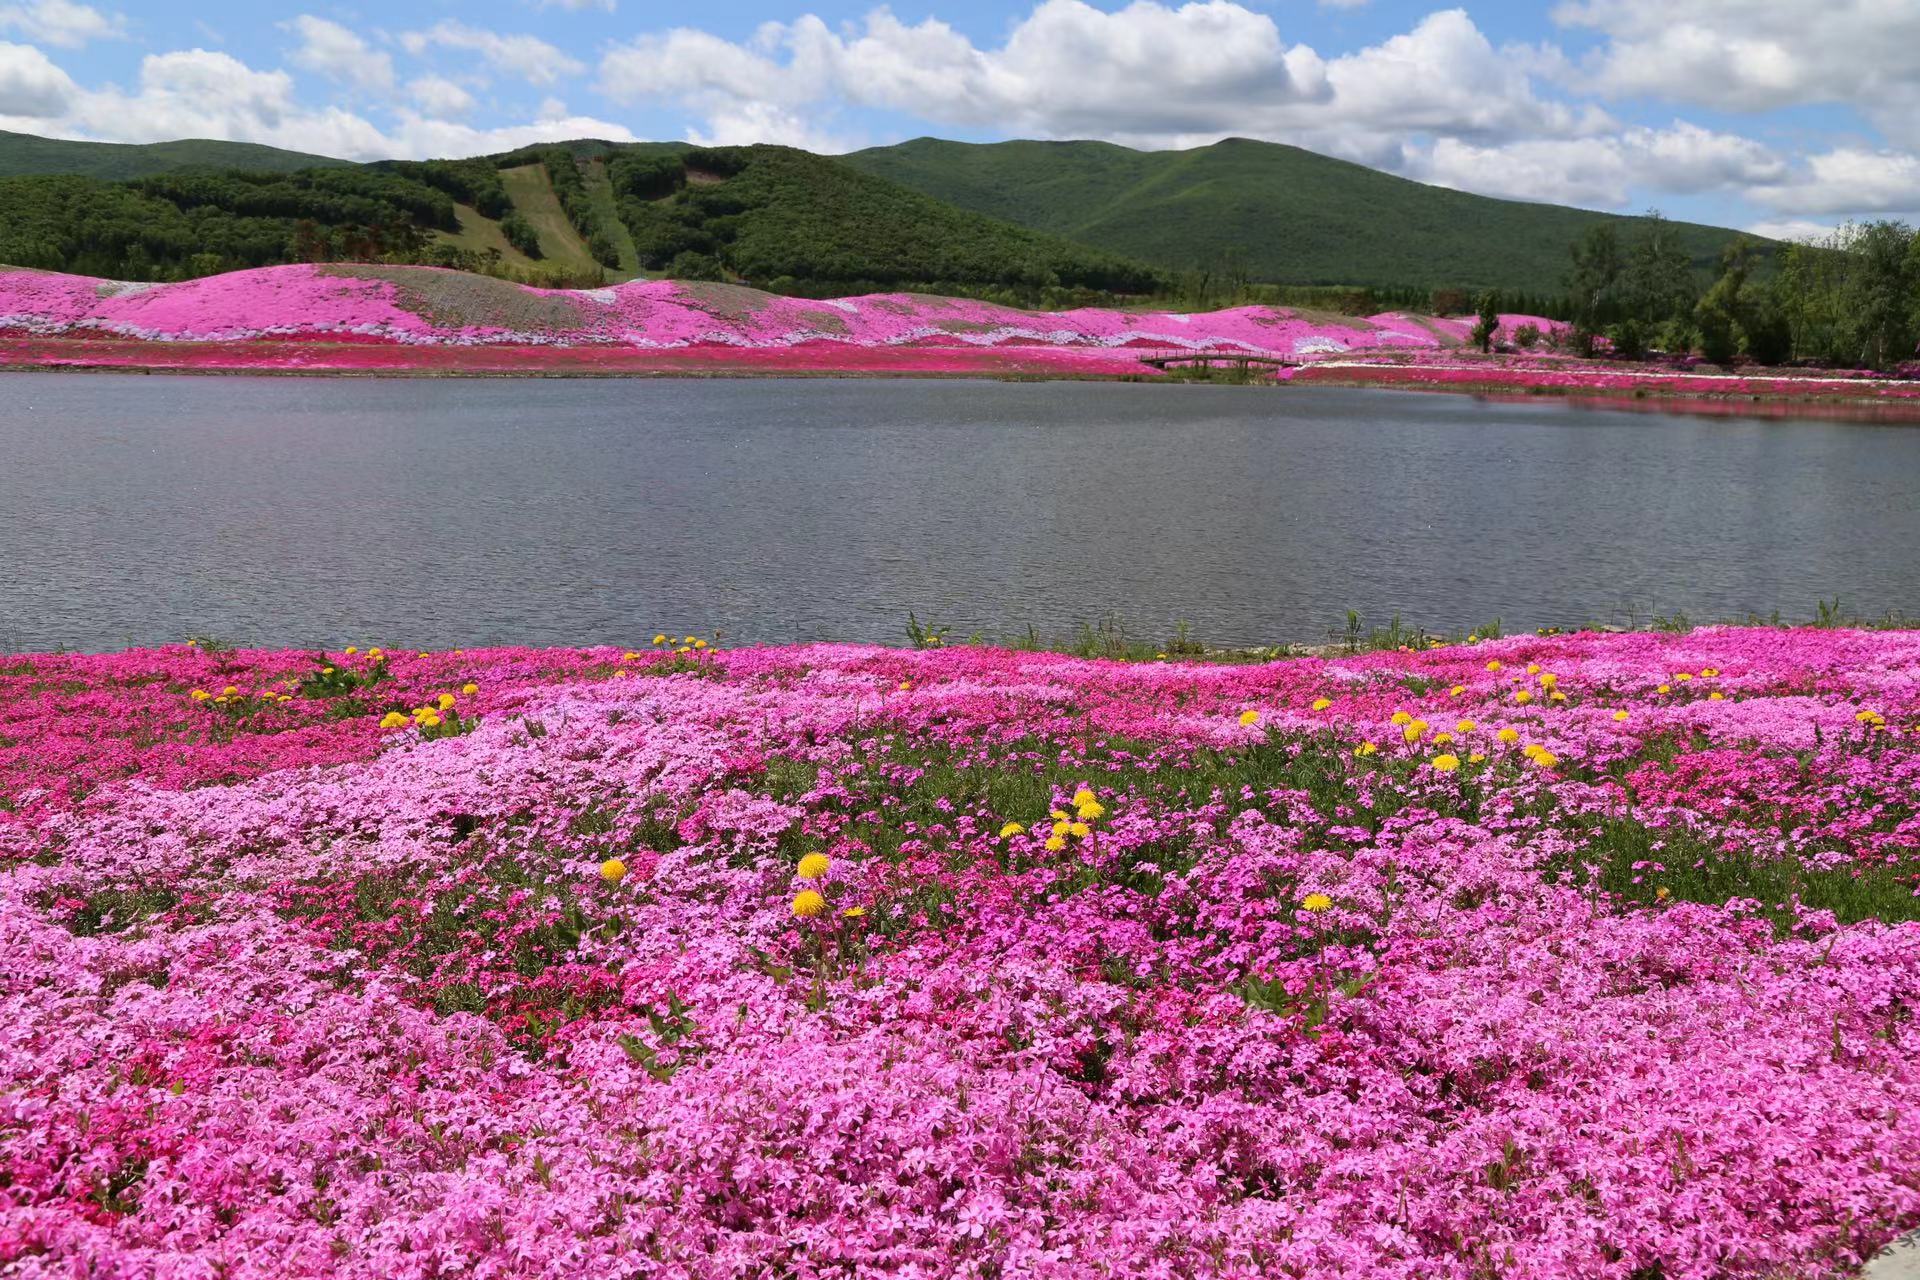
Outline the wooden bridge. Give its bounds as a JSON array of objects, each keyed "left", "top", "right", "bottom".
[{"left": 1136, "top": 347, "right": 1297, "bottom": 375}]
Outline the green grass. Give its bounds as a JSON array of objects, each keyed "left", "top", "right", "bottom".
[
  {"left": 583, "top": 158, "right": 642, "bottom": 276},
  {"left": 499, "top": 163, "right": 601, "bottom": 276},
  {"left": 431, "top": 202, "right": 542, "bottom": 270},
  {"left": 843, "top": 136, "right": 1764, "bottom": 292},
  {"left": 0, "top": 129, "right": 351, "bottom": 181}
]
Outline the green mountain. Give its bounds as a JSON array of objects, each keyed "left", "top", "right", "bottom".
[
  {"left": 843, "top": 136, "right": 1759, "bottom": 292},
  {"left": 596, "top": 143, "right": 1161, "bottom": 297},
  {"left": 0, "top": 130, "right": 353, "bottom": 181},
  {"left": 0, "top": 136, "right": 1162, "bottom": 301}
]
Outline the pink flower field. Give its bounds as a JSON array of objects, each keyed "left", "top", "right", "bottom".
[{"left": 5, "top": 628, "right": 1920, "bottom": 1277}]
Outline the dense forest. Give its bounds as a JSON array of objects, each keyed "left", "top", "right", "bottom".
[
  {"left": 1559, "top": 215, "right": 1920, "bottom": 370},
  {"left": 605, "top": 145, "right": 1165, "bottom": 301},
  {"left": 0, "top": 168, "right": 461, "bottom": 280}
]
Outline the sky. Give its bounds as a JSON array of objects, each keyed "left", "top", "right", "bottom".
[{"left": 0, "top": 0, "right": 1915, "bottom": 237}]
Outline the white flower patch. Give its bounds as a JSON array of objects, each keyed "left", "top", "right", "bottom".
[
  {"left": 573, "top": 288, "right": 618, "bottom": 304},
  {"left": 1293, "top": 336, "right": 1349, "bottom": 355},
  {"left": 821, "top": 299, "right": 859, "bottom": 313}
]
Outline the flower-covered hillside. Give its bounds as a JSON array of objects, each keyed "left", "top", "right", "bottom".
[
  {"left": 3, "top": 628, "right": 1920, "bottom": 1278},
  {"left": 0, "top": 263, "right": 1550, "bottom": 358}
]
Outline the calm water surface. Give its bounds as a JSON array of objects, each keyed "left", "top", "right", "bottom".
[{"left": 2, "top": 373, "right": 1916, "bottom": 652}]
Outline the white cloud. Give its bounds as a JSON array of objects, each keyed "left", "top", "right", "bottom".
[
  {"left": 0, "top": 0, "right": 122, "bottom": 49},
  {"left": 1747, "top": 148, "right": 1920, "bottom": 217},
  {"left": 1414, "top": 123, "right": 1785, "bottom": 207},
  {"left": 0, "top": 37, "right": 73, "bottom": 115},
  {"left": 407, "top": 74, "right": 474, "bottom": 120},
  {"left": 601, "top": 1, "right": 1335, "bottom": 147},
  {"left": 1745, "top": 218, "right": 1844, "bottom": 243},
  {"left": 401, "top": 20, "right": 583, "bottom": 87},
  {"left": 1554, "top": 0, "right": 1920, "bottom": 148},
  {"left": 284, "top": 15, "right": 393, "bottom": 93},
  {"left": 535, "top": 0, "right": 615, "bottom": 9}
]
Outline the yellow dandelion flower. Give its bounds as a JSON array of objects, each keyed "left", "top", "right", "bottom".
[
  {"left": 1856, "top": 709, "right": 1879, "bottom": 722},
  {"left": 1390, "top": 711, "right": 1413, "bottom": 726},
  {"left": 1532, "top": 751, "right": 1559, "bottom": 769},
  {"left": 1613, "top": 710, "right": 1630, "bottom": 722},
  {"left": 379, "top": 711, "right": 409, "bottom": 729},
  {"left": 600, "top": 858, "right": 628, "bottom": 883},
  {"left": 417, "top": 651, "right": 429, "bottom": 659},
  {"left": 1655, "top": 886, "right": 1671, "bottom": 902},
  {"left": 1708, "top": 691, "right": 1725, "bottom": 701},
  {"left": 797, "top": 853, "right": 831, "bottom": 880},
  {"left": 1526, "top": 663, "right": 1540, "bottom": 675},
  {"left": 1675, "top": 672, "right": 1694, "bottom": 682},
  {"left": 1539, "top": 673, "right": 1558, "bottom": 689},
  {"left": 1050, "top": 808, "right": 1070, "bottom": 822},
  {"left": 345, "top": 646, "right": 358, "bottom": 655},
  {"left": 842, "top": 906, "right": 866, "bottom": 918},
  {"left": 1486, "top": 660, "right": 1503, "bottom": 672},
  {"left": 1069, "top": 822, "right": 1091, "bottom": 839},
  {"left": 1497, "top": 728, "right": 1520, "bottom": 744},
  {"left": 683, "top": 635, "right": 697, "bottom": 645},
  {"left": 1302, "top": 893, "right": 1333, "bottom": 913},
  {"left": 614, "top": 669, "right": 630, "bottom": 679},
  {"left": 1701, "top": 668, "right": 1720, "bottom": 678},
  {"left": 1456, "top": 719, "right": 1476, "bottom": 733},
  {"left": 898, "top": 681, "right": 912, "bottom": 691},
  {"left": 1402, "top": 724, "right": 1424, "bottom": 743},
  {"left": 461, "top": 682, "right": 478, "bottom": 695},
  {"left": 436, "top": 693, "right": 457, "bottom": 711},
  {"left": 791, "top": 890, "right": 826, "bottom": 918},
  {"left": 1045, "top": 835, "right": 1066, "bottom": 852},
  {"left": 1657, "top": 684, "right": 1672, "bottom": 695},
  {"left": 1052, "top": 820, "right": 1072, "bottom": 836},
  {"left": 190, "top": 689, "right": 210, "bottom": 701},
  {"left": 1311, "top": 698, "right": 1333, "bottom": 712},
  {"left": 1076, "top": 800, "right": 1106, "bottom": 820},
  {"left": 1239, "top": 710, "right": 1261, "bottom": 727},
  {"left": 621, "top": 652, "right": 638, "bottom": 662},
  {"left": 1515, "top": 691, "right": 1533, "bottom": 705},
  {"left": 1355, "top": 741, "right": 1378, "bottom": 756},
  {"left": 221, "top": 685, "right": 238, "bottom": 696},
  {"left": 1468, "top": 752, "right": 1486, "bottom": 764},
  {"left": 321, "top": 666, "right": 335, "bottom": 676},
  {"left": 999, "top": 822, "right": 1025, "bottom": 838},
  {"left": 1431, "top": 753, "right": 1461, "bottom": 772},
  {"left": 694, "top": 639, "right": 708, "bottom": 650},
  {"left": 1072, "top": 788, "right": 1097, "bottom": 807},
  {"left": 653, "top": 634, "right": 667, "bottom": 645},
  {"left": 1448, "top": 685, "right": 1466, "bottom": 697},
  {"left": 1549, "top": 690, "right": 1568, "bottom": 703},
  {"left": 420, "top": 713, "right": 443, "bottom": 728}
]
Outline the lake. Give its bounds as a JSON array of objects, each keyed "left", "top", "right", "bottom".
[{"left": 2, "top": 373, "right": 1916, "bottom": 653}]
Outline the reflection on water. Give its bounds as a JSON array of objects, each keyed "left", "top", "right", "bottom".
[{"left": 2, "top": 373, "right": 1917, "bottom": 652}]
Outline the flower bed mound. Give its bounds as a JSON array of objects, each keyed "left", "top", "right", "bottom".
[{"left": 3, "top": 626, "right": 1920, "bottom": 1276}]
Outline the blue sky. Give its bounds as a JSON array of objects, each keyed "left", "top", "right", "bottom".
[{"left": 1, "top": 0, "right": 1915, "bottom": 236}]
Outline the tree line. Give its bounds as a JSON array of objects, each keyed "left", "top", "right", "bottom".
[{"left": 1565, "top": 215, "right": 1920, "bottom": 370}]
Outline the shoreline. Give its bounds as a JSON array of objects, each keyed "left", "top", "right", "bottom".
[{"left": 7, "top": 335, "right": 1920, "bottom": 418}]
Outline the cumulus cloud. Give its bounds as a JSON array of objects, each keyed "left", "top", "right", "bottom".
[
  {"left": 407, "top": 74, "right": 474, "bottom": 120},
  {"left": 0, "top": 37, "right": 73, "bottom": 115},
  {"left": 1413, "top": 123, "right": 1786, "bottom": 207},
  {"left": 0, "top": 0, "right": 121, "bottom": 49},
  {"left": 4, "top": 43, "right": 630, "bottom": 161},
  {"left": 1746, "top": 148, "right": 1920, "bottom": 217},
  {"left": 601, "top": 1, "right": 1336, "bottom": 147},
  {"left": 401, "top": 20, "right": 583, "bottom": 87},
  {"left": 1555, "top": 0, "right": 1920, "bottom": 147},
  {"left": 284, "top": 15, "right": 393, "bottom": 93}
]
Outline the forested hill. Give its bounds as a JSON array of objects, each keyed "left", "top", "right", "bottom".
[
  {"left": 0, "top": 141, "right": 1164, "bottom": 303},
  {"left": 0, "top": 130, "right": 351, "bottom": 180},
  {"left": 843, "top": 136, "right": 1760, "bottom": 293}
]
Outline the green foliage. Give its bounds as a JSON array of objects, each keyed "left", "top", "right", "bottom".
[
  {"left": 499, "top": 210, "right": 541, "bottom": 258},
  {"left": 1469, "top": 291, "right": 1500, "bottom": 353},
  {"left": 0, "top": 167, "right": 460, "bottom": 279},
  {"left": 844, "top": 136, "right": 1752, "bottom": 292},
  {"left": 612, "top": 144, "right": 1164, "bottom": 300},
  {"left": 384, "top": 158, "right": 512, "bottom": 219}
]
